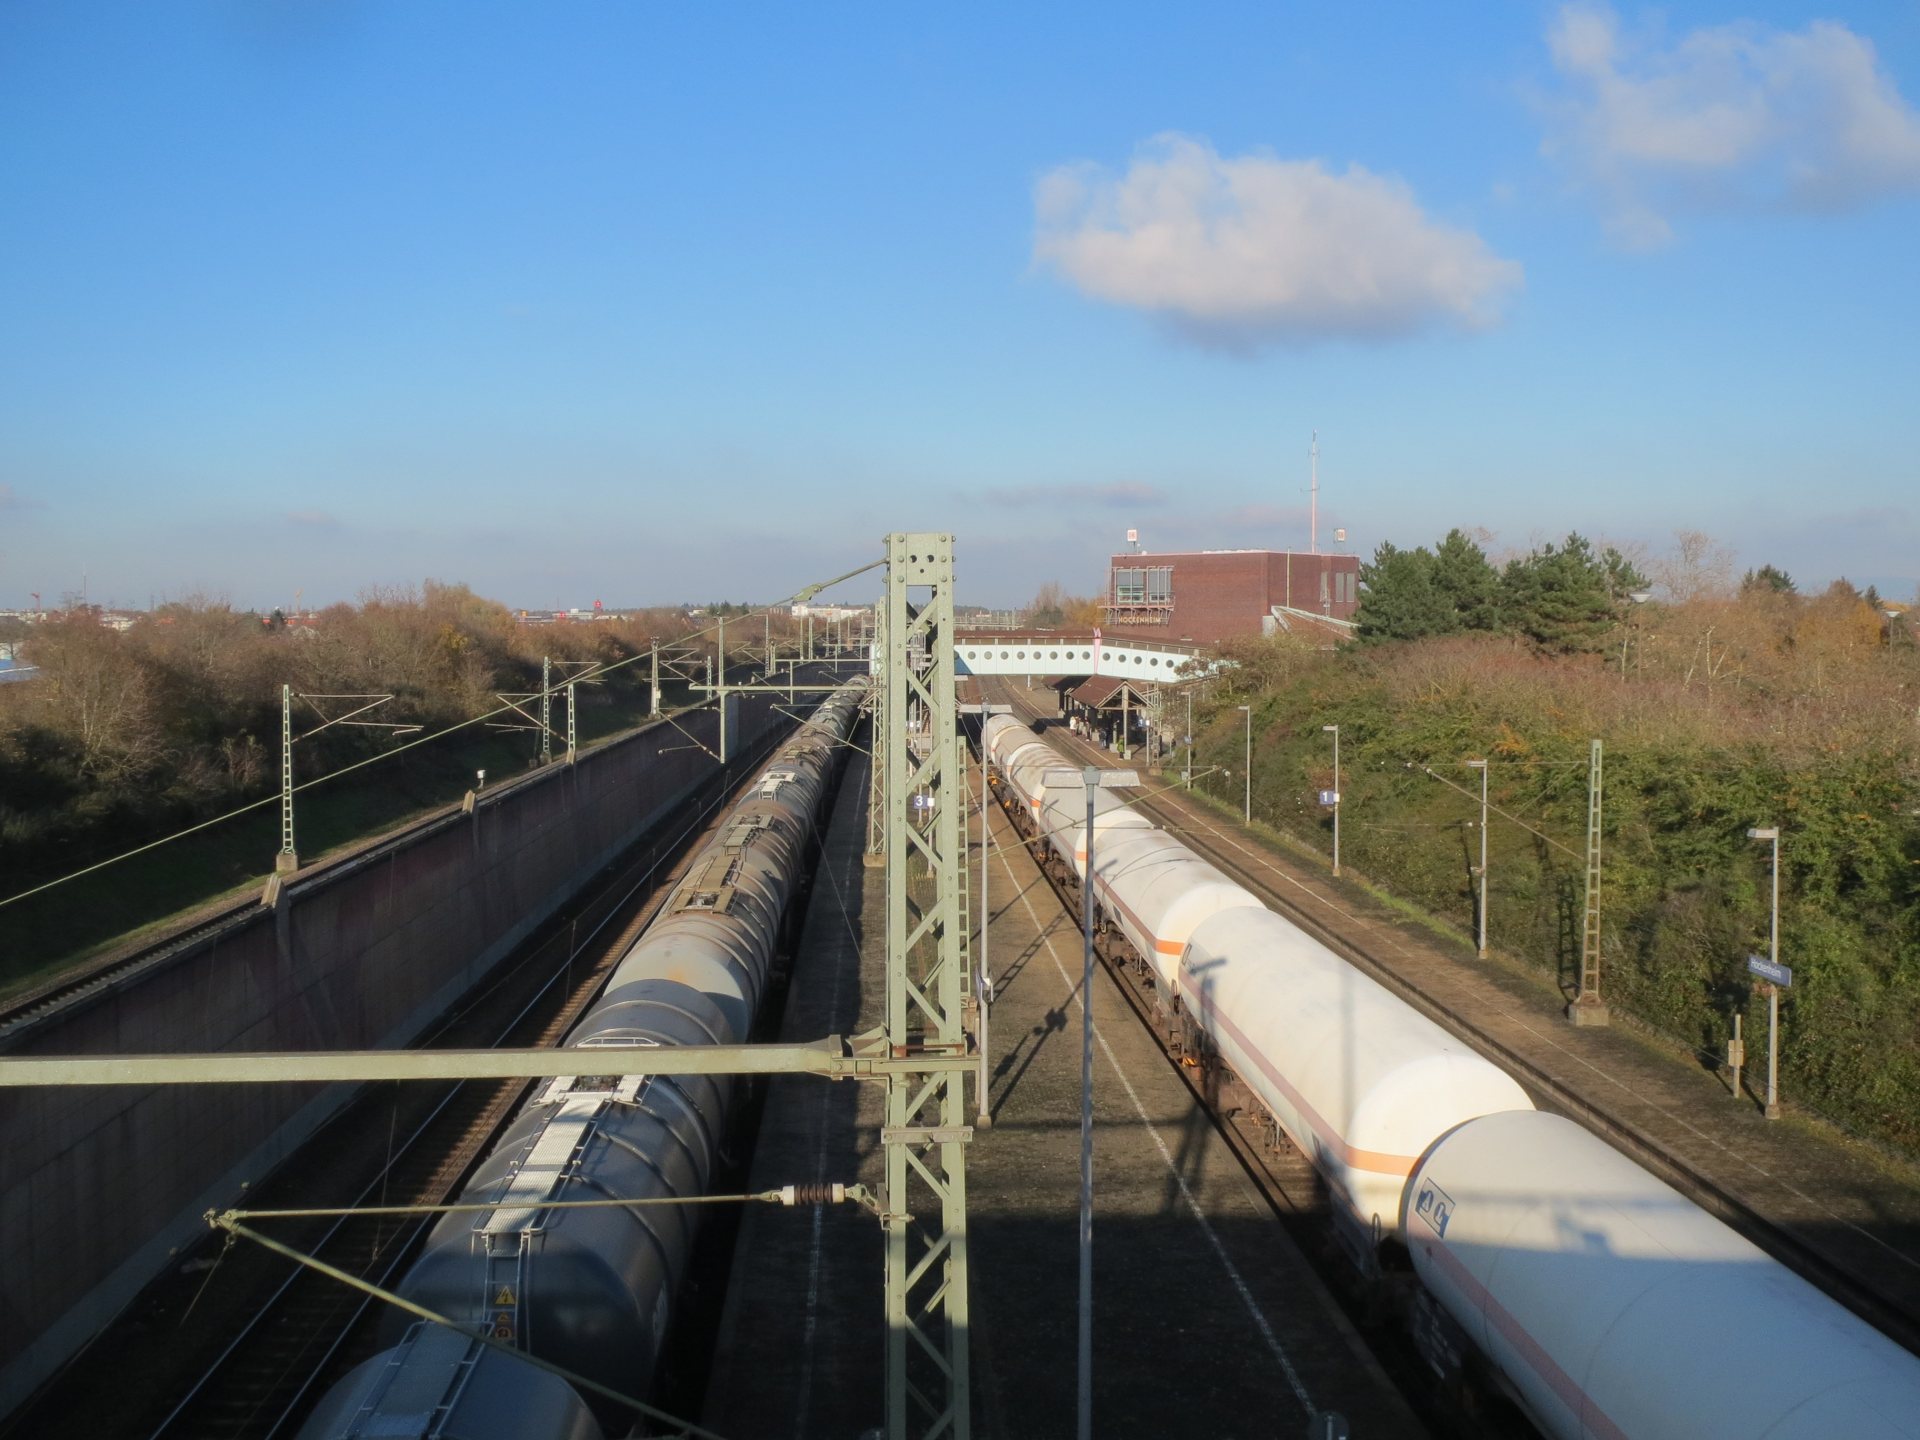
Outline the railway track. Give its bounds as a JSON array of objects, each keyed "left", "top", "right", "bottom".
[
  {"left": 0, "top": 897, "right": 259, "bottom": 1044},
  {"left": 3, "top": 726, "right": 796, "bottom": 1440},
  {"left": 0, "top": 725, "right": 598, "bottom": 1045},
  {"left": 985, "top": 682, "right": 1920, "bottom": 1362}
]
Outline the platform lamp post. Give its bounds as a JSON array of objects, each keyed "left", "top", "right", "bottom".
[
  {"left": 1045, "top": 762, "right": 1139, "bottom": 1440},
  {"left": 1238, "top": 705, "right": 1252, "bottom": 823},
  {"left": 1323, "top": 723, "right": 1341, "bottom": 876},
  {"left": 1748, "top": 825, "right": 1784, "bottom": 1120},
  {"left": 1466, "top": 759, "right": 1489, "bottom": 957},
  {"left": 1183, "top": 689, "right": 1194, "bottom": 789}
]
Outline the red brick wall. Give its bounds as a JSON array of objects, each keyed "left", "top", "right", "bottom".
[{"left": 1106, "top": 551, "right": 1359, "bottom": 644}]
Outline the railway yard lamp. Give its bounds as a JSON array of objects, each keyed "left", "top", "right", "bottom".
[
  {"left": 1466, "top": 759, "right": 1488, "bottom": 957},
  {"left": 1045, "top": 762, "right": 1139, "bottom": 1440},
  {"left": 1747, "top": 826, "right": 1785, "bottom": 1120},
  {"left": 1184, "top": 688, "right": 1194, "bottom": 789},
  {"left": 1238, "top": 705, "right": 1252, "bottom": 823},
  {"left": 1323, "top": 723, "right": 1341, "bottom": 876}
]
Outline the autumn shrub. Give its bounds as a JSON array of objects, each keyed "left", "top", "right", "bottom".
[{"left": 1196, "top": 612, "right": 1920, "bottom": 1154}]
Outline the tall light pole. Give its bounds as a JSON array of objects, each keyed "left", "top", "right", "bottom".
[
  {"left": 1323, "top": 723, "right": 1341, "bottom": 876},
  {"left": 1237, "top": 705, "right": 1252, "bottom": 823},
  {"left": 1748, "top": 826, "right": 1783, "bottom": 1120},
  {"left": 1045, "top": 763, "right": 1137, "bottom": 1440},
  {"left": 1466, "top": 758, "right": 1488, "bottom": 957},
  {"left": 1184, "top": 689, "right": 1194, "bottom": 789}
]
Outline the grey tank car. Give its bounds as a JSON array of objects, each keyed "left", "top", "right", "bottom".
[{"left": 295, "top": 678, "right": 866, "bottom": 1440}]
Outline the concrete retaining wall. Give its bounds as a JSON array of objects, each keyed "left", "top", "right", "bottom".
[{"left": 0, "top": 692, "right": 796, "bottom": 1412}]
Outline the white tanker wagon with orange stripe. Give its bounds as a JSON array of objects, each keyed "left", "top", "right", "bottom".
[
  {"left": 983, "top": 713, "right": 1530, "bottom": 1256},
  {"left": 982, "top": 713, "right": 1920, "bottom": 1440}
]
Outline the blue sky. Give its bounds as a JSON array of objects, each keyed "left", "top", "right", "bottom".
[{"left": 2, "top": 1, "right": 1916, "bottom": 611}]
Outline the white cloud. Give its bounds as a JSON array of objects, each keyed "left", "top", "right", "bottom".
[
  {"left": 1543, "top": 4, "right": 1920, "bottom": 246},
  {"left": 1032, "top": 134, "right": 1521, "bottom": 348}
]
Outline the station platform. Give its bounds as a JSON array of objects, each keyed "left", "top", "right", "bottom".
[
  {"left": 989, "top": 684, "right": 1920, "bottom": 1357},
  {"left": 699, "top": 748, "right": 1426, "bottom": 1438}
]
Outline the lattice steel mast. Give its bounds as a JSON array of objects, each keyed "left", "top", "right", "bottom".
[{"left": 879, "top": 533, "right": 973, "bottom": 1439}]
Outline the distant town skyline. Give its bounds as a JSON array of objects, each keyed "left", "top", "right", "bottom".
[{"left": 2, "top": 3, "right": 1916, "bottom": 611}]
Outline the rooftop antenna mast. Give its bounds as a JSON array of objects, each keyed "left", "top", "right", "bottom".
[{"left": 1309, "top": 431, "right": 1319, "bottom": 555}]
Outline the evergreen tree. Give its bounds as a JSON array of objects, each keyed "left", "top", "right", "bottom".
[
  {"left": 1355, "top": 542, "right": 1443, "bottom": 643},
  {"left": 1741, "top": 564, "right": 1796, "bottom": 595},
  {"left": 1600, "top": 546, "right": 1649, "bottom": 605},
  {"left": 1501, "top": 533, "right": 1616, "bottom": 652},
  {"left": 1430, "top": 528, "right": 1502, "bottom": 631}
]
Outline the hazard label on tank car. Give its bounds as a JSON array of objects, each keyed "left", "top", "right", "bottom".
[
  {"left": 1412, "top": 1178, "right": 1455, "bottom": 1239},
  {"left": 494, "top": 1285, "right": 516, "bottom": 1306}
]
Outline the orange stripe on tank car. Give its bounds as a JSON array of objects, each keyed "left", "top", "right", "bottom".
[
  {"left": 1178, "top": 964, "right": 1419, "bottom": 1179},
  {"left": 1085, "top": 833, "right": 1418, "bottom": 1183}
]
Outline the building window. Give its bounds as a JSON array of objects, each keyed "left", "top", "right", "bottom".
[
  {"left": 1146, "top": 567, "right": 1173, "bottom": 603},
  {"left": 1113, "top": 567, "right": 1146, "bottom": 604}
]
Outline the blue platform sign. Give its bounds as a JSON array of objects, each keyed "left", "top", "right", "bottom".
[
  {"left": 1747, "top": 953, "right": 1793, "bottom": 987},
  {"left": 1318, "top": 789, "right": 1340, "bottom": 807}
]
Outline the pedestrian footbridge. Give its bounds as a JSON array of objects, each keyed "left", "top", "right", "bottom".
[{"left": 952, "top": 632, "right": 1211, "bottom": 683}]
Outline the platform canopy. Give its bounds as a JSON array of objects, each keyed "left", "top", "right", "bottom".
[{"left": 952, "top": 632, "right": 1210, "bottom": 682}]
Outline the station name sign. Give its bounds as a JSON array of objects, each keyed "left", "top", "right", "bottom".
[{"left": 1747, "top": 953, "right": 1793, "bottom": 987}]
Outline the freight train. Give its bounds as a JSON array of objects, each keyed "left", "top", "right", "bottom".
[
  {"left": 984, "top": 713, "right": 1920, "bottom": 1440},
  {"left": 296, "top": 678, "right": 867, "bottom": 1440}
]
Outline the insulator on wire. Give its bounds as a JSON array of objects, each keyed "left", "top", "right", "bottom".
[{"left": 778, "top": 1182, "right": 848, "bottom": 1206}]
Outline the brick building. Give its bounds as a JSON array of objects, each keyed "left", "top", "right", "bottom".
[{"left": 1101, "top": 548, "right": 1360, "bottom": 645}]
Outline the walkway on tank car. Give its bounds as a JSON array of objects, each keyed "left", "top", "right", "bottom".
[
  {"left": 985, "top": 679, "right": 1920, "bottom": 1360},
  {"left": 698, "top": 747, "right": 1426, "bottom": 1439}
]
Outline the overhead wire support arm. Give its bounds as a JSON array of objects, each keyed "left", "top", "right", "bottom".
[
  {"left": 278, "top": 689, "right": 420, "bottom": 875},
  {"left": 0, "top": 1040, "right": 982, "bottom": 1087}
]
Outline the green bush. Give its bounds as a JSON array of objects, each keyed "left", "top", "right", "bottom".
[{"left": 1196, "top": 629, "right": 1920, "bottom": 1156}]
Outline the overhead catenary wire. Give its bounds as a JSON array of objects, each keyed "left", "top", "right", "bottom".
[
  {"left": 209, "top": 1213, "right": 737, "bottom": 1440},
  {"left": 1406, "top": 761, "right": 1584, "bottom": 861},
  {"left": 0, "top": 558, "right": 885, "bottom": 912}
]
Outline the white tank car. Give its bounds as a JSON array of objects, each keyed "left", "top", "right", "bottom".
[
  {"left": 1088, "top": 829, "right": 1264, "bottom": 991},
  {"left": 1179, "top": 906, "right": 1534, "bottom": 1240},
  {"left": 999, "top": 738, "right": 1057, "bottom": 824},
  {"left": 1404, "top": 1111, "right": 1920, "bottom": 1440},
  {"left": 1040, "top": 775, "right": 1153, "bottom": 878},
  {"left": 982, "top": 713, "right": 1036, "bottom": 772}
]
